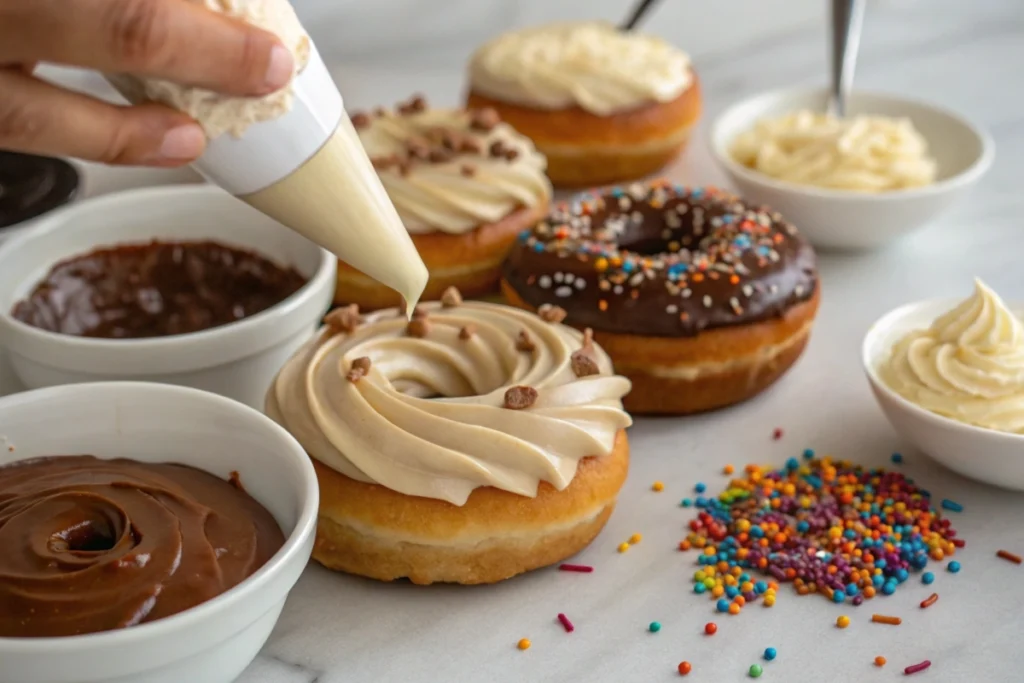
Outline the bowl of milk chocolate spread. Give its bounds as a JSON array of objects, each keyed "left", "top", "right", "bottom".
[{"left": 0, "top": 381, "right": 318, "bottom": 683}]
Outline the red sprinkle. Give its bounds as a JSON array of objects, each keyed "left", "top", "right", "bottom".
[
  {"left": 997, "top": 549, "right": 1023, "bottom": 564},
  {"left": 772, "top": 428, "right": 783, "bottom": 440},
  {"left": 557, "top": 613, "right": 574, "bottom": 633},
  {"left": 558, "top": 563, "right": 594, "bottom": 573},
  {"left": 920, "top": 593, "right": 939, "bottom": 609},
  {"left": 904, "top": 660, "right": 931, "bottom": 675},
  {"left": 951, "top": 538, "right": 966, "bottom": 548},
  {"left": 704, "top": 622, "right": 718, "bottom": 635}
]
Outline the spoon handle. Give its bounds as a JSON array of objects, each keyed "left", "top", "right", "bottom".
[
  {"left": 620, "top": 0, "right": 662, "bottom": 31},
  {"left": 829, "top": 0, "right": 866, "bottom": 117}
]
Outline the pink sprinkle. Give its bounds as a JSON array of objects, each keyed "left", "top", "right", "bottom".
[
  {"left": 772, "top": 428, "right": 783, "bottom": 440},
  {"left": 558, "top": 564, "right": 594, "bottom": 573},
  {"left": 904, "top": 660, "right": 931, "bottom": 675},
  {"left": 557, "top": 613, "right": 575, "bottom": 633}
]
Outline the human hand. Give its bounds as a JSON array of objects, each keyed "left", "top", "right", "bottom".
[{"left": 0, "top": 0, "right": 295, "bottom": 167}]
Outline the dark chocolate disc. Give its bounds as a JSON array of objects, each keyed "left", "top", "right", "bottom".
[{"left": 0, "top": 151, "right": 80, "bottom": 229}]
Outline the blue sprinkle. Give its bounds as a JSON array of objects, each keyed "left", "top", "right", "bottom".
[
  {"left": 691, "top": 188, "right": 704, "bottom": 198},
  {"left": 941, "top": 499, "right": 964, "bottom": 513},
  {"left": 785, "top": 458, "right": 799, "bottom": 470},
  {"left": 725, "top": 586, "right": 740, "bottom": 598},
  {"left": 845, "top": 583, "right": 858, "bottom": 596},
  {"left": 891, "top": 453, "right": 903, "bottom": 464},
  {"left": 872, "top": 575, "right": 885, "bottom": 588},
  {"left": 611, "top": 187, "right": 624, "bottom": 197},
  {"left": 532, "top": 243, "right": 545, "bottom": 252},
  {"left": 896, "top": 568, "right": 909, "bottom": 583},
  {"left": 803, "top": 448, "right": 815, "bottom": 460},
  {"left": 739, "top": 573, "right": 751, "bottom": 583},
  {"left": 695, "top": 496, "right": 708, "bottom": 508},
  {"left": 694, "top": 583, "right": 707, "bottom": 594},
  {"left": 763, "top": 647, "right": 777, "bottom": 661},
  {"left": 754, "top": 581, "right": 768, "bottom": 594},
  {"left": 922, "top": 572, "right": 935, "bottom": 585},
  {"left": 881, "top": 582, "right": 896, "bottom": 596},
  {"left": 517, "top": 230, "right": 531, "bottom": 242},
  {"left": 680, "top": 498, "right": 692, "bottom": 507},
  {"left": 875, "top": 559, "right": 887, "bottom": 569},
  {"left": 948, "top": 561, "right": 961, "bottom": 573},
  {"left": 750, "top": 526, "right": 765, "bottom": 539},
  {"left": 695, "top": 482, "right": 707, "bottom": 493},
  {"left": 717, "top": 598, "right": 731, "bottom": 612},
  {"left": 832, "top": 591, "right": 845, "bottom": 603},
  {"left": 621, "top": 261, "right": 634, "bottom": 273},
  {"left": 796, "top": 521, "right": 810, "bottom": 533}
]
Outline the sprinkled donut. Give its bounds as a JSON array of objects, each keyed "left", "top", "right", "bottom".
[{"left": 501, "top": 182, "right": 820, "bottom": 414}]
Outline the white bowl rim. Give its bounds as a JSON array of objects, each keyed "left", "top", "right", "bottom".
[
  {"left": 0, "top": 381, "right": 319, "bottom": 652},
  {"left": 0, "top": 185, "right": 335, "bottom": 355},
  {"left": 710, "top": 86, "right": 996, "bottom": 202},
  {"left": 861, "top": 297, "right": 1024, "bottom": 446}
]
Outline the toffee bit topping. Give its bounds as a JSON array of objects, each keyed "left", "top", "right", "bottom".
[
  {"left": 538, "top": 304, "right": 567, "bottom": 323},
  {"left": 406, "top": 319, "right": 430, "bottom": 337},
  {"left": 515, "top": 329, "right": 536, "bottom": 352},
  {"left": 371, "top": 154, "right": 400, "bottom": 171},
  {"left": 460, "top": 164, "right": 477, "bottom": 178},
  {"left": 406, "top": 140, "right": 430, "bottom": 160},
  {"left": 459, "top": 137, "right": 483, "bottom": 155},
  {"left": 428, "top": 148, "right": 454, "bottom": 164},
  {"left": 458, "top": 324, "right": 476, "bottom": 340},
  {"left": 350, "top": 112, "right": 371, "bottom": 129},
  {"left": 489, "top": 140, "right": 507, "bottom": 158},
  {"left": 503, "top": 148, "right": 520, "bottom": 161},
  {"left": 503, "top": 385, "right": 538, "bottom": 410},
  {"left": 411, "top": 306, "right": 429, "bottom": 320},
  {"left": 469, "top": 107, "right": 501, "bottom": 131},
  {"left": 324, "top": 304, "right": 360, "bottom": 333},
  {"left": 346, "top": 356, "right": 372, "bottom": 382},
  {"left": 440, "top": 286, "right": 464, "bottom": 307},
  {"left": 570, "top": 328, "right": 600, "bottom": 377},
  {"left": 397, "top": 94, "right": 427, "bottom": 115}
]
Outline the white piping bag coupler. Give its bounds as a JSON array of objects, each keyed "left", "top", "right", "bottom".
[{"left": 105, "top": 1, "right": 427, "bottom": 314}]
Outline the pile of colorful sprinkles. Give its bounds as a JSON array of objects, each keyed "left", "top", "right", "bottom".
[{"left": 680, "top": 455, "right": 961, "bottom": 610}]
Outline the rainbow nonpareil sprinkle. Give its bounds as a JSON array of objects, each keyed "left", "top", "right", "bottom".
[{"left": 681, "top": 455, "right": 961, "bottom": 611}]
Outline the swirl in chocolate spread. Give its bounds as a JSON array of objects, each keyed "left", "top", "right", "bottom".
[
  {"left": 0, "top": 455, "right": 284, "bottom": 638},
  {"left": 11, "top": 240, "right": 307, "bottom": 338},
  {"left": 0, "top": 152, "right": 79, "bottom": 229},
  {"left": 503, "top": 183, "right": 818, "bottom": 337}
]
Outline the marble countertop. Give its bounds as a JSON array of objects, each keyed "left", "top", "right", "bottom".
[{"left": 5, "top": 0, "right": 1024, "bottom": 681}]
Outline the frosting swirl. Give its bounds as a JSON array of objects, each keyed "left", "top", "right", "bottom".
[
  {"left": 352, "top": 99, "right": 551, "bottom": 234},
  {"left": 880, "top": 279, "right": 1024, "bottom": 433},
  {"left": 266, "top": 299, "right": 632, "bottom": 505},
  {"left": 730, "top": 110, "right": 937, "bottom": 192},
  {"left": 468, "top": 22, "right": 694, "bottom": 116}
]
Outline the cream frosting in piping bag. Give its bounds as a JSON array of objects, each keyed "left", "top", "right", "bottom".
[{"left": 266, "top": 299, "right": 633, "bottom": 505}]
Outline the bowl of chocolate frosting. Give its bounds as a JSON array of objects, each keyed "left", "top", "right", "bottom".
[{"left": 0, "top": 381, "right": 318, "bottom": 683}]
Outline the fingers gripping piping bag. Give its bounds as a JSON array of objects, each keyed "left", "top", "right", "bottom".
[{"left": 105, "top": 0, "right": 428, "bottom": 313}]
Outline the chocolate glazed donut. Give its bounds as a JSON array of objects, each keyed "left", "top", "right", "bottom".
[{"left": 501, "top": 182, "right": 820, "bottom": 414}]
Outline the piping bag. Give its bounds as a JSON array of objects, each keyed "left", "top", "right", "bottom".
[{"left": 106, "top": 9, "right": 428, "bottom": 315}]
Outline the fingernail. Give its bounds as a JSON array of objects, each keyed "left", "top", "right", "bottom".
[
  {"left": 265, "top": 45, "right": 295, "bottom": 90},
  {"left": 159, "top": 124, "right": 206, "bottom": 161}
]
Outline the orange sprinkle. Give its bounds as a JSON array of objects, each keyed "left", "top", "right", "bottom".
[
  {"left": 871, "top": 614, "right": 902, "bottom": 626},
  {"left": 598, "top": 299, "right": 609, "bottom": 312},
  {"left": 692, "top": 273, "right": 704, "bottom": 283},
  {"left": 997, "top": 549, "right": 1023, "bottom": 564},
  {"left": 920, "top": 593, "right": 939, "bottom": 609},
  {"left": 678, "top": 540, "right": 691, "bottom": 551},
  {"left": 723, "top": 464, "right": 735, "bottom": 475},
  {"left": 517, "top": 638, "right": 531, "bottom": 650},
  {"left": 727, "top": 603, "right": 741, "bottom": 615},
  {"left": 874, "top": 656, "right": 887, "bottom": 667}
]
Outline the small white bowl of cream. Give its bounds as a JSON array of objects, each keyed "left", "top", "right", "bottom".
[
  {"left": 863, "top": 279, "right": 1024, "bottom": 490},
  {"left": 710, "top": 87, "right": 994, "bottom": 250}
]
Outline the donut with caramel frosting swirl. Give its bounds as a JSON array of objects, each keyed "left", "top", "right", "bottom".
[{"left": 266, "top": 298, "right": 632, "bottom": 506}]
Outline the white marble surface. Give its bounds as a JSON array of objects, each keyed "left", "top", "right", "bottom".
[{"left": 5, "top": 0, "right": 1024, "bottom": 681}]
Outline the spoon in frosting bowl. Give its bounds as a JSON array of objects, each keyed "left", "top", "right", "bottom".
[{"left": 863, "top": 280, "right": 1024, "bottom": 491}]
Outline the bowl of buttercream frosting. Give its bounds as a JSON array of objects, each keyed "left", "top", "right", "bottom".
[
  {"left": 863, "top": 279, "right": 1024, "bottom": 490},
  {"left": 711, "top": 87, "right": 994, "bottom": 250}
]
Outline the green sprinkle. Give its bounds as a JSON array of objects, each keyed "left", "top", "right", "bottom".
[
  {"left": 648, "top": 621, "right": 661, "bottom": 633},
  {"left": 749, "top": 663, "right": 764, "bottom": 678}
]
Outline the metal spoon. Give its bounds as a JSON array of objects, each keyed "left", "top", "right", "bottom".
[
  {"left": 620, "top": 0, "right": 662, "bottom": 31},
  {"left": 828, "top": 0, "right": 866, "bottom": 118}
]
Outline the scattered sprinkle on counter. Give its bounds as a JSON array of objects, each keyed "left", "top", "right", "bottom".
[
  {"left": 874, "top": 656, "right": 887, "bottom": 667},
  {"left": 679, "top": 454, "right": 961, "bottom": 612},
  {"left": 997, "top": 549, "right": 1022, "bottom": 564},
  {"left": 517, "top": 638, "right": 531, "bottom": 651},
  {"left": 763, "top": 647, "right": 777, "bottom": 661},
  {"left": 617, "top": 542, "right": 630, "bottom": 553},
  {"left": 694, "top": 482, "right": 706, "bottom": 493},
  {"left": 648, "top": 621, "right": 661, "bottom": 633},
  {"left": 940, "top": 499, "right": 963, "bottom": 512},
  {"left": 630, "top": 533, "right": 643, "bottom": 544},
  {"left": 803, "top": 448, "right": 814, "bottom": 460},
  {"left": 681, "top": 498, "right": 693, "bottom": 507},
  {"left": 678, "top": 661, "right": 692, "bottom": 676},
  {"left": 904, "top": 660, "right": 931, "bottom": 675},
  {"left": 557, "top": 613, "right": 574, "bottom": 633},
  {"left": 558, "top": 563, "right": 593, "bottom": 573},
  {"left": 891, "top": 452, "right": 903, "bottom": 464},
  {"left": 920, "top": 593, "right": 939, "bottom": 609},
  {"left": 748, "top": 663, "right": 764, "bottom": 678},
  {"left": 652, "top": 481, "right": 665, "bottom": 492},
  {"left": 723, "top": 464, "right": 735, "bottom": 475},
  {"left": 948, "top": 560, "right": 961, "bottom": 573},
  {"left": 836, "top": 615, "right": 850, "bottom": 629},
  {"left": 922, "top": 571, "right": 934, "bottom": 585},
  {"left": 871, "top": 614, "right": 901, "bottom": 625},
  {"left": 772, "top": 428, "right": 783, "bottom": 440},
  {"left": 704, "top": 622, "right": 718, "bottom": 635}
]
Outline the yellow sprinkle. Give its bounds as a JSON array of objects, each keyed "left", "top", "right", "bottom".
[
  {"left": 836, "top": 615, "right": 850, "bottom": 629},
  {"left": 629, "top": 533, "right": 643, "bottom": 544},
  {"left": 652, "top": 481, "right": 665, "bottom": 492},
  {"left": 763, "top": 596, "right": 775, "bottom": 607},
  {"left": 517, "top": 638, "right": 531, "bottom": 650},
  {"left": 617, "top": 542, "right": 630, "bottom": 553}
]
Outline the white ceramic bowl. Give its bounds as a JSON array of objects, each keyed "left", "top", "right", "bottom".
[
  {"left": 0, "top": 381, "right": 318, "bottom": 683},
  {"left": 710, "top": 87, "right": 995, "bottom": 250},
  {"left": 0, "top": 185, "right": 336, "bottom": 409},
  {"left": 862, "top": 299, "right": 1024, "bottom": 491}
]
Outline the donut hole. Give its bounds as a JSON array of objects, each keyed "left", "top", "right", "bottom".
[{"left": 613, "top": 218, "right": 682, "bottom": 256}]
